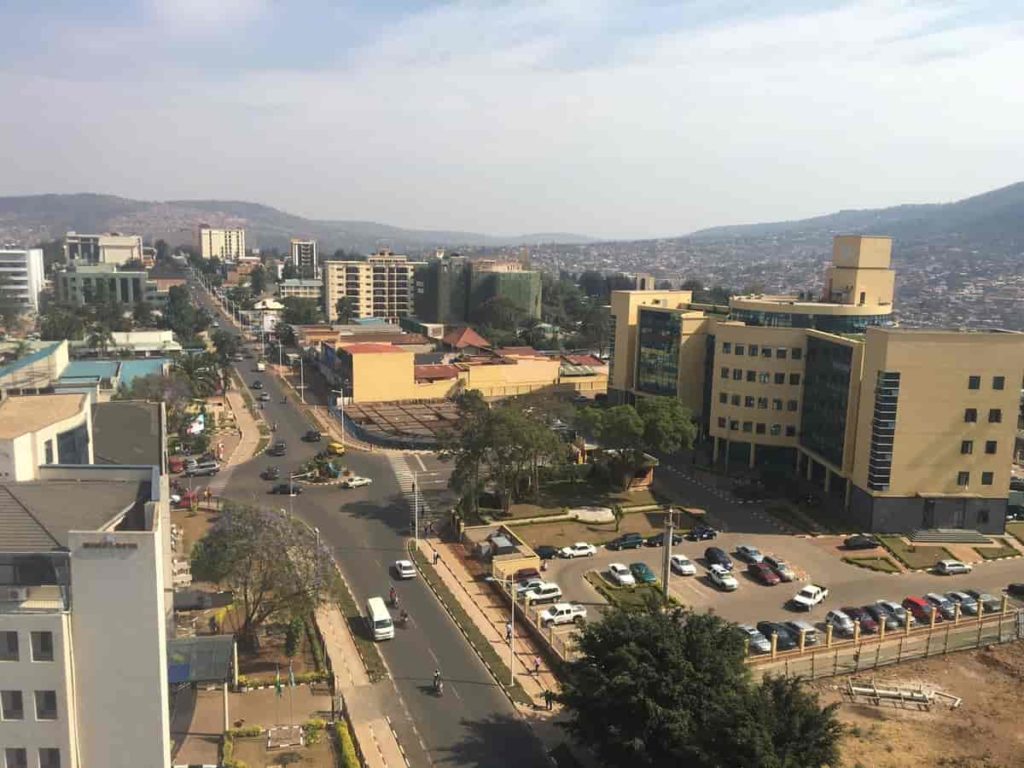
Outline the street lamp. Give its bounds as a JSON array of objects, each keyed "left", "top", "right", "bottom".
[{"left": 485, "top": 575, "right": 517, "bottom": 688}]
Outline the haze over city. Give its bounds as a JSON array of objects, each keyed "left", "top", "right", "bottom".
[{"left": 2, "top": 0, "right": 1023, "bottom": 239}]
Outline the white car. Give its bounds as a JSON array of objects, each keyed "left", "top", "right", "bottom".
[
  {"left": 608, "top": 563, "right": 636, "bottom": 587},
  {"left": 341, "top": 476, "right": 373, "bottom": 489},
  {"left": 394, "top": 560, "right": 416, "bottom": 579},
  {"left": 735, "top": 545, "right": 764, "bottom": 563},
  {"left": 670, "top": 554, "right": 696, "bottom": 576},
  {"left": 708, "top": 564, "right": 738, "bottom": 591},
  {"left": 523, "top": 582, "right": 562, "bottom": 604},
  {"left": 934, "top": 559, "right": 972, "bottom": 575},
  {"left": 539, "top": 602, "right": 587, "bottom": 627},
  {"left": 559, "top": 542, "right": 597, "bottom": 559},
  {"left": 515, "top": 577, "right": 544, "bottom": 595}
]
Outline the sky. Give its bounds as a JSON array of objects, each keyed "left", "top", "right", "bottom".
[{"left": 1, "top": 0, "right": 1022, "bottom": 239}]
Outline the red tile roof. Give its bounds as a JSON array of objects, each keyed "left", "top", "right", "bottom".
[
  {"left": 442, "top": 326, "right": 491, "bottom": 349},
  {"left": 563, "top": 354, "right": 606, "bottom": 367},
  {"left": 495, "top": 346, "right": 548, "bottom": 359}
]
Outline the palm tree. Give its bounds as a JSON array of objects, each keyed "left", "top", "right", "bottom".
[
  {"left": 86, "top": 323, "right": 115, "bottom": 355},
  {"left": 173, "top": 352, "right": 220, "bottom": 398}
]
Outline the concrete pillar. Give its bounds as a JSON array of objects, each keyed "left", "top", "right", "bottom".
[
  {"left": 794, "top": 450, "right": 802, "bottom": 472},
  {"left": 712, "top": 436, "right": 720, "bottom": 463},
  {"left": 824, "top": 468, "right": 832, "bottom": 493},
  {"left": 825, "top": 623, "right": 833, "bottom": 648},
  {"left": 748, "top": 442, "right": 756, "bottom": 469},
  {"left": 770, "top": 632, "right": 778, "bottom": 659},
  {"left": 844, "top": 480, "right": 852, "bottom": 509},
  {"left": 223, "top": 681, "right": 229, "bottom": 731},
  {"left": 806, "top": 455, "right": 814, "bottom": 481}
]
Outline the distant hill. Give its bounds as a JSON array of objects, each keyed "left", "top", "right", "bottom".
[
  {"left": 0, "top": 193, "right": 593, "bottom": 253},
  {"left": 689, "top": 181, "right": 1024, "bottom": 253}
]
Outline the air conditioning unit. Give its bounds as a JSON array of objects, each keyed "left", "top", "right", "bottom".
[{"left": 5, "top": 587, "right": 29, "bottom": 601}]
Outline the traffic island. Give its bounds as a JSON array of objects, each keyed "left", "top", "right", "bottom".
[{"left": 584, "top": 571, "right": 667, "bottom": 610}]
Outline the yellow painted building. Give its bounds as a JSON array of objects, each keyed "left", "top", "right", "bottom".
[
  {"left": 198, "top": 226, "right": 246, "bottom": 261},
  {"left": 322, "top": 251, "right": 425, "bottom": 322}
]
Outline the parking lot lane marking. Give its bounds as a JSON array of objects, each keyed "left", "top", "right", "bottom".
[{"left": 414, "top": 454, "right": 427, "bottom": 472}]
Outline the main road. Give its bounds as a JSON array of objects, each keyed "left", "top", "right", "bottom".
[{"left": 189, "top": 277, "right": 550, "bottom": 768}]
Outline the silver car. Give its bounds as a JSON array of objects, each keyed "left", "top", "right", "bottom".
[
  {"left": 825, "top": 609, "right": 855, "bottom": 636},
  {"left": 945, "top": 591, "right": 979, "bottom": 616},
  {"left": 737, "top": 624, "right": 771, "bottom": 654},
  {"left": 875, "top": 599, "right": 914, "bottom": 627},
  {"left": 763, "top": 554, "right": 795, "bottom": 582}
]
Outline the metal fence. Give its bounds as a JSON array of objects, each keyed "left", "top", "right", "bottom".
[
  {"left": 746, "top": 608, "right": 1023, "bottom": 680},
  {"left": 494, "top": 580, "right": 582, "bottom": 662}
]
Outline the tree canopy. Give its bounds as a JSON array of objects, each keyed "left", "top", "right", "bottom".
[
  {"left": 559, "top": 605, "right": 842, "bottom": 768},
  {"left": 282, "top": 297, "right": 323, "bottom": 325},
  {"left": 335, "top": 296, "right": 357, "bottom": 324},
  {"left": 164, "top": 285, "right": 211, "bottom": 340}
]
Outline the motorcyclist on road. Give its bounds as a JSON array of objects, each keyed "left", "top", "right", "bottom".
[
  {"left": 389, "top": 587, "right": 398, "bottom": 607},
  {"left": 399, "top": 608, "right": 409, "bottom": 626}
]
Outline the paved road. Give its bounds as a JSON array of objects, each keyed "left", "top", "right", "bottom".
[{"left": 190, "top": 277, "right": 549, "bottom": 768}]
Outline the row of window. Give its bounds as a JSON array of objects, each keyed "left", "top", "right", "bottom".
[
  {"left": 961, "top": 440, "right": 998, "bottom": 455},
  {"left": 716, "top": 417, "right": 797, "bottom": 437},
  {"left": 720, "top": 342, "right": 804, "bottom": 360},
  {"left": 0, "top": 631, "right": 53, "bottom": 663},
  {"left": 0, "top": 690, "right": 58, "bottom": 721},
  {"left": 964, "top": 408, "right": 1002, "bottom": 424},
  {"left": 956, "top": 471, "right": 995, "bottom": 486},
  {"left": 4, "top": 748, "right": 60, "bottom": 768},
  {"left": 718, "top": 392, "right": 799, "bottom": 411},
  {"left": 720, "top": 368, "right": 802, "bottom": 386},
  {"left": 967, "top": 375, "right": 1006, "bottom": 391}
]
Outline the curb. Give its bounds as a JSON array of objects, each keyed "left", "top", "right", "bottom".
[{"left": 384, "top": 715, "right": 412, "bottom": 768}]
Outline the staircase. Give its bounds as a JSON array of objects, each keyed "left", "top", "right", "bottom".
[{"left": 909, "top": 528, "right": 992, "bottom": 544}]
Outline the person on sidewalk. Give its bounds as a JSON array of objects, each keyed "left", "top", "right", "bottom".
[
  {"left": 433, "top": 551, "right": 440, "bottom": 566},
  {"left": 506, "top": 621, "right": 513, "bottom": 643},
  {"left": 533, "top": 656, "right": 541, "bottom": 676},
  {"left": 543, "top": 689, "right": 554, "bottom": 711}
]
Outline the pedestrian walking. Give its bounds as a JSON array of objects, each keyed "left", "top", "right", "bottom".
[
  {"left": 533, "top": 656, "right": 541, "bottom": 676},
  {"left": 543, "top": 689, "right": 553, "bottom": 711},
  {"left": 433, "top": 551, "right": 440, "bottom": 566},
  {"left": 505, "top": 621, "right": 512, "bottom": 643}
]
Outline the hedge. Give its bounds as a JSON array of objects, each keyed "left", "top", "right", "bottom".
[{"left": 334, "top": 721, "right": 360, "bottom": 768}]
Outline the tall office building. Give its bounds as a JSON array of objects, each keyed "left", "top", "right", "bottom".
[
  {"left": 609, "top": 235, "right": 1024, "bottom": 533},
  {"left": 289, "top": 239, "right": 319, "bottom": 278},
  {"left": 198, "top": 225, "right": 246, "bottom": 261},
  {"left": 63, "top": 233, "right": 143, "bottom": 267},
  {"left": 414, "top": 255, "right": 542, "bottom": 324},
  {"left": 0, "top": 247, "right": 45, "bottom": 312},
  {"left": 323, "top": 251, "right": 424, "bottom": 322}
]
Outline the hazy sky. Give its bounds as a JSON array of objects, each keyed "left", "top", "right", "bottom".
[{"left": 1, "top": 1, "right": 1022, "bottom": 239}]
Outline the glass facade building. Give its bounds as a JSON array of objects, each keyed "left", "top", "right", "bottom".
[
  {"left": 731, "top": 308, "right": 892, "bottom": 333},
  {"left": 799, "top": 337, "right": 854, "bottom": 467},
  {"left": 635, "top": 308, "right": 682, "bottom": 396}
]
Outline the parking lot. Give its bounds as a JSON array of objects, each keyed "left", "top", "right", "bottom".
[{"left": 539, "top": 530, "right": 1024, "bottom": 634}]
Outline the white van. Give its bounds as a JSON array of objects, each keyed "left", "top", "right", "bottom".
[
  {"left": 255, "top": 361, "right": 267, "bottom": 372},
  {"left": 366, "top": 597, "right": 394, "bottom": 641}
]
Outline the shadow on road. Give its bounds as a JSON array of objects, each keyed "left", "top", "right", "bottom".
[{"left": 437, "top": 713, "right": 551, "bottom": 768}]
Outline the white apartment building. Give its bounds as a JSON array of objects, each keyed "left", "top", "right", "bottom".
[
  {"left": 198, "top": 226, "right": 246, "bottom": 261},
  {"left": 0, "top": 395, "right": 93, "bottom": 482},
  {"left": 322, "top": 251, "right": 425, "bottom": 323},
  {"left": 0, "top": 464, "right": 171, "bottom": 768},
  {"left": 63, "top": 233, "right": 142, "bottom": 267},
  {"left": 0, "top": 248, "right": 44, "bottom": 313},
  {"left": 289, "top": 239, "right": 319, "bottom": 278}
]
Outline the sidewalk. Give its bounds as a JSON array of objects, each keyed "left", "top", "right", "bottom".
[{"left": 224, "top": 388, "right": 263, "bottom": 466}]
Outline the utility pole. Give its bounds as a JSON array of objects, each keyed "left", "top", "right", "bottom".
[
  {"left": 412, "top": 472, "right": 419, "bottom": 543},
  {"left": 662, "top": 507, "right": 675, "bottom": 602},
  {"left": 299, "top": 356, "right": 305, "bottom": 404}
]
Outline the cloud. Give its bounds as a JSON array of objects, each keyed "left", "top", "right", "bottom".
[{"left": 148, "top": 0, "right": 268, "bottom": 35}]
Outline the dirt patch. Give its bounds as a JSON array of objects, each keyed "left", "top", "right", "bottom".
[
  {"left": 232, "top": 737, "right": 333, "bottom": 767},
  {"left": 171, "top": 507, "right": 219, "bottom": 557},
  {"left": 812, "top": 640, "right": 1024, "bottom": 767}
]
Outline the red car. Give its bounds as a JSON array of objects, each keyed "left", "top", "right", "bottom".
[
  {"left": 175, "top": 490, "right": 201, "bottom": 509},
  {"left": 841, "top": 606, "right": 879, "bottom": 634},
  {"left": 901, "top": 596, "right": 940, "bottom": 625},
  {"left": 748, "top": 562, "right": 781, "bottom": 586}
]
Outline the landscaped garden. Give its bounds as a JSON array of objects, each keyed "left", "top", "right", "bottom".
[{"left": 877, "top": 535, "right": 955, "bottom": 570}]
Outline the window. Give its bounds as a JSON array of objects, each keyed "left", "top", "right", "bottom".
[
  {"left": 993, "top": 375, "right": 1005, "bottom": 390},
  {"left": 981, "top": 472, "right": 994, "bottom": 486},
  {"left": 746, "top": 370, "right": 756, "bottom": 382},
  {"left": 5, "top": 749, "right": 27, "bottom": 768},
  {"left": 758, "top": 372, "right": 770, "bottom": 383},
  {"left": 717, "top": 417, "right": 726, "bottom": 428},
  {"left": 31, "top": 632, "right": 53, "bottom": 663},
  {"left": 772, "top": 398, "right": 783, "bottom": 411},
  {"left": 978, "top": 509, "right": 990, "bottom": 525},
  {"left": 968, "top": 375, "right": 981, "bottom": 390},
  {"left": 755, "top": 423, "right": 766, "bottom": 434},
  {"left": 719, "top": 392, "right": 728, "bottom": 404},
  {"left": 744, "top": 396, "right": 755, "bottom": 407},
  {"left": 988, "top": 409, "right": 1002, "bottom": 423},
  {"left": 776, "top": 348, "right": 788, "bottom": 360},
  {"left": 720, "top": 367, "right": 729, "bottom": 379},
  {"left": 964, "top": 408, "right": 977, "bottom": 423},
  {"left": 0, "top": 632, "right": 17, "bottom": 662},
  {"left": 773, "top": 372, "right": 785, "bottom": 384},
  {"left": 732, "top": 368, "right": 742, "bottom": 380},
  {"left": 721, "top": 342, "right": 732, "bottom": 353},
  {"left": 34, "top": 690, "right": 57, "bottom": 720},
  {"left": 985, "top": 440, "right": 997, "bottom": 455},
  {"left": 39, "top": 749, "right": 60, "bottom": 768},
  {"left": 791, "top": 348, "right": 803, "bottom": 360},
  {"left": 787, "top": 399, "right": 798, "bottom": 412},
  {"left": 729, "top": 420, "right": 739, "bottom": 431},
  {"left": 789, "top": 373, "right": 801, "bottom": 386},
  {"left": 761, "top": 347, "right": 771, "bottom": 358},
  {"left": 730, "top": 394, "right": 741, "bottom": 406},
  {"left": 785, "top": 426, "right": 796, "bottom": 437},
  {"left": 956, "top": 471, "right": 970, "bottom": 486},
  {"left": 749, "top": 344, "right": 759, "bottom": 356},
  {"left": 735, "top": 344, "right": 745, "bottom": 356},
  {"left": 1, "top": 690, "right": 23, "bottom": 720},
  {"left": 742, "top": 421, "right": 753, "bottom": 433},
  {"left": 757, "top": 397, "right": 768, "bottom": 409},
  {"left": 769, "top": 424, "right": 782, "bottom": 436},
  {"left": 44, "top": 440, "right": 53, "bottom": 465},
  {"left": 961, "top": 440, "right": 973, "bottom": 455}
]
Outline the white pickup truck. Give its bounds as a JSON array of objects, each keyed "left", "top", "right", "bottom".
[
  {"left": 790, "top": 584, "right": 829, "bottom": 611},
  {"left": 539, "top": 602, "right": 587, "bottom": 627}
]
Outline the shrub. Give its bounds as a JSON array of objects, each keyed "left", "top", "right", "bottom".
[
  {"left": 334, "top": 721, "right": 360, "bottom": 768},
  {"left": 303, "top": 717, "right": 326, "bottom": 744},
  {"left": 285, "top": 617, "right": 303, "bottom": 658}
]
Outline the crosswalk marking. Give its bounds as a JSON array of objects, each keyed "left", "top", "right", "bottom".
[{"left": 387, "top": 455, "right": 435, "bottom": 530}]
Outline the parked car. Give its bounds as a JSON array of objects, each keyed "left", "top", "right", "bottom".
[
  {"left": 902, "top": 596, "right": 940, "bottom": 625},
  {"left": 268, "top": 441, "right": 288, "bottom": 456},
  {"left": 174, "top": 490, "right": 201, "bottom": 509},
  {"left": 559, "top": 542, "right": 597, "bottom": 559},
  {"left": 513, "top": 567, "right": 540, "bottom": 582},
  {"left": 303, "top": 430, "right": 322, "bottom": 442},
  {"left": 534, "top": 545, "right": 559, "bottom": 560},
  {"left": 708, "top": 564, "right": 738, "bottom": 591},
  {"left": 516, "top": 578, "right": 545, "bottom": 595},
  {"left": 1007, "top": 583, "right": 1024, "bottom": 598},
  {"left": 945, "top": 591, "right": 979, "bottom": 616},
  {"left": 645, "top": 531, "right": 683, "bottom": 547},
  {"left": 670, "top": 554, "right": 696, "bottom": 576},
  {"left": 270, "top": 483, "right": 301, "bottom": 496},
  {"left": 824, "top": 609, "right": 856, "bottom": 636},
  {"left": 327, "top": 442, "right": 346, "bottom": 456},
  {"left": 934, "top": 559, "right": 972, "bottom": 575},
  {"left": 790, "top": 584, "right": 829, "bottom": 611},
  {"left": 965, "top": 588, "right": 1001, "bottom": 613},
  {"left": 185, "top": 460, "right": 220, "bottom": 477},
  {"left": 607, "top": 533, "right": 645, "bottom": 551},
  {"left": 688, "top": 523, "right": 718, "bottom": 541},
  {"left": 925, "top": 593, "right": 957, "bottom": 621},
  {"left": 755, "top": 621, "right": 797, "bottom": 650},
  {"left": 341, "top": 476, "right": 372, "bottom": 489},
  {"left": 843, "top": 534, "right": 879, "bottom": 550},
  {"left": 394, "top": 560, "right": 416, "bottom": 579},
  {"left": 629, "top": 562, "right": 658, "bottom": 585},
  {"left": 842, "top": 606, "right": 879, "bottom": 633},
  {"left": 735, "top": 545, "right": 764, "bottom": 563},
  {"left": 737, "top": 624, "right": 772, "bottom": 654},
  {"left": 783, "top": 620, "right": 819, "bottom": 646},
  {"left": 260, "top": 466, "right": 281, "bottom": 481},
  {"left": 704, "top": 547, "right": 733, "bottom": 571},
  {"left": 863, "top": 603, "right": 900, "bottom": 631},
  {"left": 540, "top": 602, "right": 587, "bottom": 627},
  {"left": 608, "top": 563, "right": 636, "bottom": 587},
  {"left": 523, "top": 582, "right": 562, "bottom": 604},
  {"left": 875, "top": 599, "right": 914, "bottom": 627},
  {"left": 748, "top": 562, "right": 781, "bottom": 586},
  {"left": 762, "top": 554, "right": 795, "bottom": 582}
]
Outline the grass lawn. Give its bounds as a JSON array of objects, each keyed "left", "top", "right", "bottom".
[
  {"left": 841, "top": 556, "right": 901, "bottom": 573},
  {"left": 1007, "top": 522, "right": 1024, "bottom": 547},
  {"left": 877, "top": 535, "right": 954, "bottom": 570},
  {"left": 503, "top": 482, "right": 662, "bottom": 520},
  {"left": 974, "top": 538, "right": 1020, "bottom": 560},
  {"left": 514, "top": 509, "right": 686, "bottom": 549},
  {"left": 585, "top": 571, "right": 665, "bottom": 610},
  {"left": 334, "top": 575, "right": 388, "bottom": 684}
]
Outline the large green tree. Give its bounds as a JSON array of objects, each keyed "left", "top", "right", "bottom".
[
  {"left": 173, "top": 352, "right": 221, "bottom": 397},
  {"left": 334, "top": 296, "right": 357, "bottom": 324},
  {"left": 249, "top": 265, "right": 267, "bottom": 295},
  {"left": 116, "top": 371, "right": 192, "bottom": 434},
  {"left": 559, "top": 605, "right": 841, "bottom": 768},
  {"left": 282, "top": 297, "right": 322, "bottom": 325},
  {"left": 164, "top": 285, "right": 211, "bottom": 340},
  {"left": 39, "top": 305, "right": 86, "bottom": 341}
]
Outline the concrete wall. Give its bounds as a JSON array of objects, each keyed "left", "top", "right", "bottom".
[{"left": 849, "top": 485, "right": 1007, "bottom": 534}]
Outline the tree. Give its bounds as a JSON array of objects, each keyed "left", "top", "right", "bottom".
[
  {"left": 116, "top": 371, "right": 192, "bottom": 434},
  {"left": 40, "top": 305, "right": 86, "bottom": 341},
  {"left": 282, "top": 297, "right": 322, "bottom": 325},
  {"left": 578, "top": 270, "right": 607, "bottom": 299},
  {"left": 518, "top": 316, "right": 546, "bottom": 348},
  {"left": 284, "top": 617, "right": 303, "bottom": 658},
  {"left": 211, "top": 329, "right": 240, "bottom": 362},
  {"left": 655, "top": 279, "right": 673, "bottom": 290},
  {"left": 558, "top": 604, "right": 841, "bottom": 768},
  {"left": 132, "top": 301, "right": 155, "bottom": 327},
  {"left": 334, "top": 296, "right": 357, "bottom": 325},
  {"left": 281, "top": 262, "right": 298, "bottom": 281},
  {"left": 636, "top": 397, "right": 698, "bottom": 455},
  {"left": 164, "top": 285, "right": 210, "bottom": 340},
  {"left": 173, "top": 352, "right": 220, "bottom": 397},
  {"left": 86, "top": 322, "right": 115, "bottom": 355},
  {"left": 470, "top": 296, "right": 526, "bottom": 331},
  {"left": 276, "top": 323, "right": 296, "bottom": 347},
  {"left": 190, "top": 503, "right": 340, "bottom": 651},
  {"left": 154, "top": 239, "right": 170, "bottom": 262},
  {"left": 249, "top": 265, "right": 267, "bottom": 295},
  {"left": 575, "top": 303, "right": 611, "bottom": 355},
  {"left": 681, "top": 279, "right": 704, "bottom": 292}
]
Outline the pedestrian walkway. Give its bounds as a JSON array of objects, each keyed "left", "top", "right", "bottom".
[
  {"left": 224, "top": 388, "right": 263, "bottom": 467},
  {"left": 387, "top": 455, "right": 436, "bottom": 532}
]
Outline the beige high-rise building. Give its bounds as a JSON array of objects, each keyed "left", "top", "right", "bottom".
[
  {"left": 608, "top": 235, "right": 1024, "bottom": 534},
  {"left": 198, "top": 225, "right": 246, "bottom": 261},
  {"left": 323, "top": 251, "right": 425, "bottom": 322},
  {"left": 289, "top": 239, "right": 319, "bottom": 278}
]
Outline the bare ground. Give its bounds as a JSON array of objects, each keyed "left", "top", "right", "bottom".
[{"left": 813, "top": 640, "right": 1024, "bottom": 768}]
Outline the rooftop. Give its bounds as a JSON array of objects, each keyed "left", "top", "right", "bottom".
[
  {"left": 92, "top": 401, "right": 163, "bottom": 467},
  {"left": 338, "top": 343, "right": 409, "bottom": 355},
  {"left": 442, "top": 326, "right": 491, "bottom": 349},
  {"left": 0, "top": 394, "right": 86, "bottom": 439},
  {"left": 62, "top": 359, "right": 119, "bottom": 380},
  {"left": 414, "top": 364, "right": 460, "bottom": 382}
]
